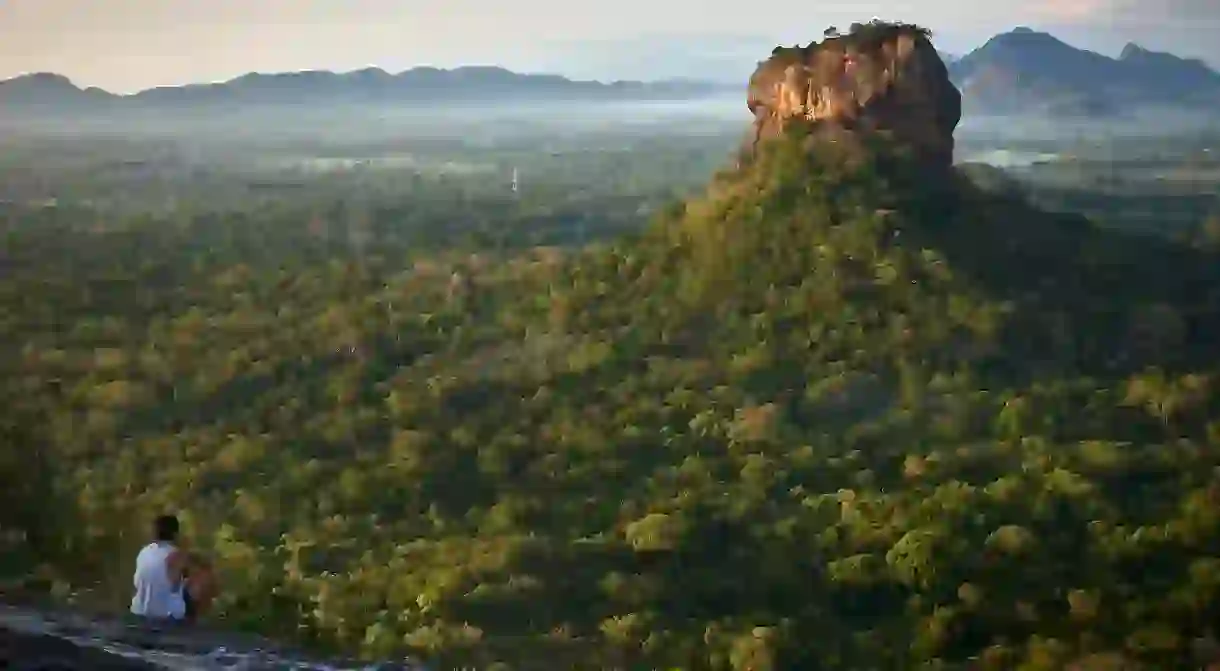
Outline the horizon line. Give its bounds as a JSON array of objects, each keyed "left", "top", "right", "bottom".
[
  {"left": 0, "top": 64, "right": 737, "bottom": 97},
  {"left": 1, "top": 25, "right": 1208, "bottom": 96}
]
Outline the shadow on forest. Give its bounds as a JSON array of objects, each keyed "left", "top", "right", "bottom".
[{"left": 864, "top": 143, "right": 1220, "bottom": 382}]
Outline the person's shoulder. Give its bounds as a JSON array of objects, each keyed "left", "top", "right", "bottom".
[{"left": 169, "top": 545, "right": 193, "bottom": 565}]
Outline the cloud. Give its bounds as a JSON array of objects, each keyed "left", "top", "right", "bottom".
[
  {"left": 1116, "top": 0, "right": 1220, "bottom": 19},
  {"left": 1036, "top": 0, "right": 1220, "bottom": 23},
  {"left": 1026, "top": 0, "right": 1112, "bottom": 22}
]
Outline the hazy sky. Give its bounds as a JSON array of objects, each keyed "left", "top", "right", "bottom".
[{"left": 2, "top": 0, "right": 1218, "bottom": 91}]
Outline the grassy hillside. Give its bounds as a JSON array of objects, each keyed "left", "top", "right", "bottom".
[{"left": 5, "top": 125, "right": 1220, "bottom": 669}]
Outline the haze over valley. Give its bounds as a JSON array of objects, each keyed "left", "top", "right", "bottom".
[{"left": 3, "top": 24, "right": 1219, "bottom": 212}]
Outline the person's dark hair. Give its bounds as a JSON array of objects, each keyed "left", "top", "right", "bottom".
[{"left": 153, "top": 514, "right": 179, "bottom": 542}]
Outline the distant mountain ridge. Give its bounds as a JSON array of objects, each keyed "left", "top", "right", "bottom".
[
  {"left": 949, "top": 27, "right": 1220, "bottom": 116},
  {"left": 6, "top": 29, "right": 1219, "bottom": 121},
  {"left": 0, "top": 65, "right": 729, "bottom": 118}
]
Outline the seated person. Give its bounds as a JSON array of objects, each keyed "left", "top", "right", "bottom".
[{"left": 130, "top": 514, "right": 218, "bottom": 623}]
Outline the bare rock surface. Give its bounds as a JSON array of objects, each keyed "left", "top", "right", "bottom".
[
  {"left": 0, "top": 604, "right": 426, "bottom": 670},
  {"left": 745, "top": 22, "right": 962, "bottom": 167}
]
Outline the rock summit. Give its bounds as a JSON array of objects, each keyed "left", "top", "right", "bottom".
[{"left": 745, "top": 21, "right": 962, "bottom": 168}]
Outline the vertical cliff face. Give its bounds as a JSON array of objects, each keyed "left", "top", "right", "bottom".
[{"left": 745, "top": 23, "right": 962, "bottom": 168}]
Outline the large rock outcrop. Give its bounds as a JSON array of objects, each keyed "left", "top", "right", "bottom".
[{"left": 745, "top": 22, "right": 962, "bottom": 168}]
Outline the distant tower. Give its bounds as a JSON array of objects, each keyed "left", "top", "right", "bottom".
[{"left": 511, "top": 167, "right": 519, "bottom": 195}]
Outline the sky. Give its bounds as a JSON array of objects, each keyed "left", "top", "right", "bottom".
[{"left": 2, "top": 0, "right": 1219, "bottom": 92}]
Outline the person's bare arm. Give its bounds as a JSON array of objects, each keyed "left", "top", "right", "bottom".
[
  {"left": 186, "top": 557, "right": 218, "bottom": 615},
  {"left": 165, "top": 549, "right": 187, "bottom": 589}
]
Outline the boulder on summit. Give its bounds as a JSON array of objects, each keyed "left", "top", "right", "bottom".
[{"left": 745, "top": 21, "right": 962, "bottom": 168}]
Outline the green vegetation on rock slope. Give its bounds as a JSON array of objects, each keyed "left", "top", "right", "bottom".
[{"left": 5, "top": 125, "right": 1220, "bottom": 669}]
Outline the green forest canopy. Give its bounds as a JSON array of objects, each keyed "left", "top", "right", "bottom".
[{"left": 3, "top": 123, "right": 1220, "bottom": 670}]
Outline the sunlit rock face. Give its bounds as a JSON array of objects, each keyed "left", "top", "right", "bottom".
[{"left": 745, "top": 23, "right": 962, "bottom": 168}]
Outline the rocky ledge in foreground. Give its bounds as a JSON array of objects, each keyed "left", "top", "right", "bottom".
[{"left": 0, "top": 604, "right": 427, "bottom": 670}]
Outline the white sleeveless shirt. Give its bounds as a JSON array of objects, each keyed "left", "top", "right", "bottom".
[{"left": 130, "top": 542, "right": 186, "bottom": 619}]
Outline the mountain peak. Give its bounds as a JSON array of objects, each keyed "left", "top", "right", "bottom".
[
  {"left": 0, "top": 71, "right": 97, "bottom": 106},
  {"left": 353, "top": 66, "right": 391, "bottom": 79},
  {"left": 746, "top": 21, "right": 960, "bottom": 169},
  {"left": 2, "top": 72, "right": 78, "bottom": 89},
  {"left": 986, "top": 26, "right": 1071, "bottom": 49},
  {"left": 950, "top": 27, "right": 1220, "bottom": 116},
  {"left": 1118, "top": 42, "right": 1214, "bottom": 71},
  {"left": 1119, "top": 42, "right": 1148, "bottom": 59}
]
